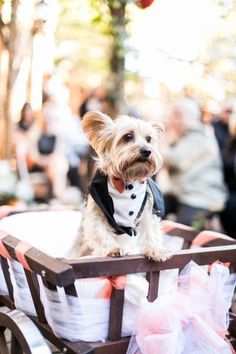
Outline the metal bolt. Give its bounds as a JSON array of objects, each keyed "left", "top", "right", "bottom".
[
  {"left": 41, "top": 270, "right": 46, "bottom": 277},
  {"left": 62, "top": 348, "right": 68, "bottom": 353}
]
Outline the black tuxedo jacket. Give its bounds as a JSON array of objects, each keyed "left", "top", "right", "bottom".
[{"left": 89, "top": 170, "right": 165, "bottom": 237}]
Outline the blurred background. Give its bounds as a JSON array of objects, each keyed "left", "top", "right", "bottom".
[{"left": 0, "top": 0, "right": 235, "bottom": 236}]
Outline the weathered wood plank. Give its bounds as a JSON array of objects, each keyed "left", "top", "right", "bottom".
[
  {"left": 2, "top": 235, "right": 75, "bottom": 287},
  {"left": 108, "top": 289, "right": 124, "bottom": 341},
  {"left": 146, "top": 271, "right": 160, "bottom": 302},
  {"left": 67, "top": 245, "right": 236, "bottom": 278}
]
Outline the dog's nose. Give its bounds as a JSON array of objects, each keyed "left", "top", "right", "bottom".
[{"left": 140, "top": 148, "right": 151, "bottom": 158}]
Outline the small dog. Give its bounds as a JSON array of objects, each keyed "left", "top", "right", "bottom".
[{"left": 74, "top": 111, "right": 170, "bottom": 261}]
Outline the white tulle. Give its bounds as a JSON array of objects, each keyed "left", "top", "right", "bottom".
[
  {"left": 127, "top": 262, "right": 236, "bottom": 354},
  {"left": 5, "top": 260, "right": 149, "bottom": 342},
  {"left": 38, "top": 274, "right": 149, "bottom": 342},
  {"left": 8, "top": 260, "right": 36, "bottom": 316}
]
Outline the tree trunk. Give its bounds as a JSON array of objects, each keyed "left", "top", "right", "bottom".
[
  {"left": 108, "top": 0, "right": 128, "bottom": 115},
  {"left": 1, "top": 0, "right": 19, "bottom": 159},
  {"left": 1, "top": 0, "right": 34, "bottom": 160},
  {"left": 0, "top": 1, "right": 7, "bottom": 159}
]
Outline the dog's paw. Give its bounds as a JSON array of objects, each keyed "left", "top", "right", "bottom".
[
  {"left": 143, "top": 248, "right": 172, "bottom": 262},
  {"left": 107, "top": 247, "right": 125, "bottom": 257}
]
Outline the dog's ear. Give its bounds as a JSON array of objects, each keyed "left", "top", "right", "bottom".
[
  {"left": 150, "top": 120, "right": 164, "bottom": 139},
  {"left": 82, "top": 111, "right": 114, "bottom": 154}
]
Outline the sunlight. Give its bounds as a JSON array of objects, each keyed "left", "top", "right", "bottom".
[{"left": 129, "top": 0, "right": 219, "bottom": 94}]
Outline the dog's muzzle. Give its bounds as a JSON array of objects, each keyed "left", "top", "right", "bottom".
[{"left": 140, "top": 147, "right": 151, "bottom": 159}]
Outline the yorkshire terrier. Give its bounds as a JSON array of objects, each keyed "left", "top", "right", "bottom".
[{"left": 74, "top": 111, "right": 170, "bottom": 261}]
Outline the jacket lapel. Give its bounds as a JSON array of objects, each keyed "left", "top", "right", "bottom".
[
  {"left": 89, "top": 170, "right": 165, "bottom": 236},
  {"left": 147, "top": 177, "right": 165, "bottom": 218},
  {"left": 89, "top": 171, "right": 128, "bottom": 235}
]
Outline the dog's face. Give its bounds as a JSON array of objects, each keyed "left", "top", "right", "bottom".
[{"left": 82, "top": 111, "right": 163, "bottom": 181}]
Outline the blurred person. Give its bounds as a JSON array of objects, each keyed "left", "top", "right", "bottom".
[
  {"left": 13, "top": 103, "right": 34, "bottom": 152},
  {"left": 97, "top": 89, "right": 118, "bottom": 119},
  {"left": 163, "top": 98, "right": 227, "bottom": 227},
  {"left": 220, "top": 114, "right": 236, "bottom": 238},
  {"left": 79, "top": 87, "right": 105, "bottom": 117},
  {"left": 79, "top": 87, "right": 119, "bottom": 184},
  {"left": 200, "top": 101, "right": 214, "bottom": 125},
  {"left": 13, "top": 103, "right": 35, "bottom": 179},
  {"left": 80, "top": 86, "right": 143, "bottom": 120},
  {"left": 79, "top": 88, "right": 105, "bottom": 185},
  {"left": 80, "top": 87, "right": 118, "bottom": 118},
  {"left": 97, "top": 88, "right": 143, "bottom": 120},
  {"left": 9, "top": 103, "right": 38, "bottom": 203},
  {"left": 64, "top": 108, "right": 89, "bottom": 195},
  {"left": 27, "top": 103, "right": 68, "bottom": 200},
  {"left": 79, "top": 86, "right": 110, "bottom": 184},
  {"left": 17, "top": 103, "right": 34, "bottom": 132},
  {"left": 212, "top": 99, "right": 235, "bottom": 154}
]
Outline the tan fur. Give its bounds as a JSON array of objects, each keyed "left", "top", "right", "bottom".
[{"left": 72, "top": 112, "right": 170, "bottom": 261}]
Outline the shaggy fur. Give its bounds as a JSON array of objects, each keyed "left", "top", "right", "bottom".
[{"left": 72, "top": 111, "right": 170, "bottom": 261}]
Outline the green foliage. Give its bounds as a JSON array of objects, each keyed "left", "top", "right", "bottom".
[
  {"left": 56, "top": 0, "right": 113, "bottom": 86},
  {"left": 56, "top": 0, "right": 132, "bottom": 93},
  {"left": 199, "top": 0, "right": 236, "bottom": 97},
  {"left": 191, "top": 219, "right": 206, "bottom": 232}
]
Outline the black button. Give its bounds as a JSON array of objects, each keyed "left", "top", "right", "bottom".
[
  {"left": 128, "top": 184, "right": 133, "bottom": 190},
  {"left": 129, "top": 211, "right": 134, "bottom": 216},
  {"left": 156, "top": 209, "right": 162, "bottom": 216},
  {"left": 131, "top": 194, "right": 136, "bottom": 199}
]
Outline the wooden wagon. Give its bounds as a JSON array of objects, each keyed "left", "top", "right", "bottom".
[{"left": 0, "top": 221, "right": 235, "bottom": 354}]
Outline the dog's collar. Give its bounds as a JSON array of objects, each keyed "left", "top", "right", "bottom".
[
  {"left": 111, "top": 177, "right": 147, "bottom": 193},
  {"left": 111, "top": 177, "right": 125, "bottom": 193},
  {"left": 89, "top": 170, "right": 165, "bottom": 237}
]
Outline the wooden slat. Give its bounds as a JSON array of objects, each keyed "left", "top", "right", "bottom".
[
  {"left": 161, "top": 220, "right": 198, "bottom": 242},
  {"left": 2, "top": 235, "right": 75, "bottom": 287},
  {"left": 203, "top": 239, "right": 236, "bottom": 247},
  {"left": 146, "top": 271, "right": 160, "bottom": 302},
  {"left": 182, "top": 239, "right": 192, "bottom": 250},
  {"left": 29, "top": 317, "right": 94, "bottom": 354},
  {"left": 28, "top": 330, "right": 129, "bottom": 354},
  {"left": 91, "top": 337, "right": 130, "bottom": 354},
  {"left": 30, "top": 316, "right": 130, "bottom": 354},
  {"left": 11, "top": 335, "right": 23, "bottom": 354},
  {"left": 64, "top": 284, "right": 78, "bottom": 297},
  {"left": 0, "top": 329, "right": 8, "bottom": 354},
  {"left": 42, "top": 279, "right": 57, "bottom": 292},
  {"left": 0, "top": 231, "right": 235, "bottom": 354},
  {"left": 24, "top": 270, "right": 47, "bottom": 323},
  {"left": 108, "top": 289, "right": 124, "bottom": 341},
  {"left": 0, "top": 295, "right": 13, "bottom": 309},
  {"left": 0, "top": 257, "right": 14, "bottom": 307},
  {"left": 68, "top": 245, "right": 236, "bottom": 278},
  {"left": 166, "top": 227, "right": 197, "bottom": 241},
  {"left": 229, "top": 312, "right": 236, "bottom": 339}
]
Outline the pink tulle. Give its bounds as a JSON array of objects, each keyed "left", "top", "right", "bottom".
[{"left": 127, "top": 261, "right": 236, "bottom": 354}]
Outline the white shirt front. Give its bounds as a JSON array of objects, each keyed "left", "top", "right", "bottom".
[{"left": 107, "top": 179, "right": 147, "bottom": 228}]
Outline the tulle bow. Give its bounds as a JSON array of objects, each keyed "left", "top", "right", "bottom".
[{"left": 127, "top": 261, "right": 236, "bottom": 354}]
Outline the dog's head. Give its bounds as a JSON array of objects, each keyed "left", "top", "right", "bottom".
[{"left": 82, "top": 111, "right": 163, "bottom": 182}]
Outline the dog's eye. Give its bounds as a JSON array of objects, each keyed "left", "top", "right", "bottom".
[
  {"left": 123, "top": 132, "right": 134, "bottom": 142},
  {"left": 146, "top": 136, "right": 152, "bottom": 143}
]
